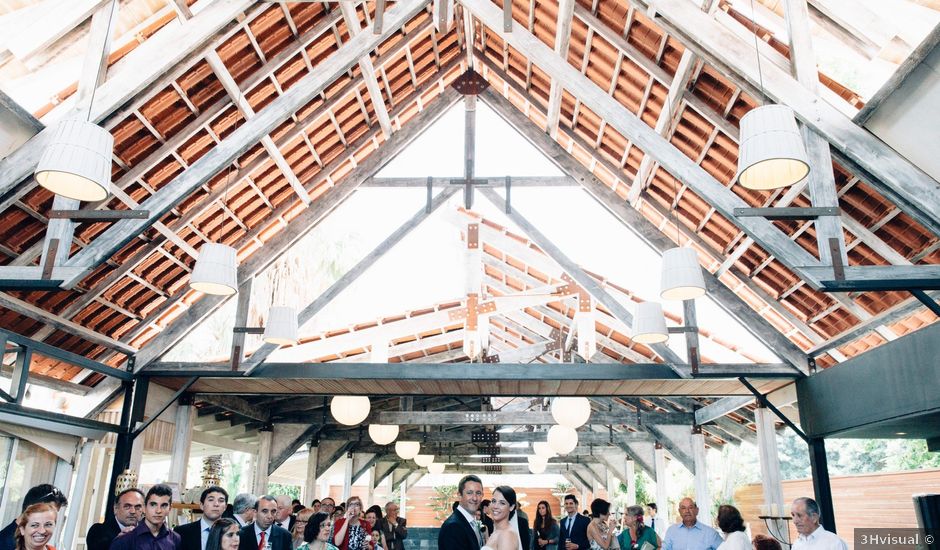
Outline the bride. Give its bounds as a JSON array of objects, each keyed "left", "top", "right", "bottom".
[{"left": 482, "top": 486, "right": 522, "bottom": 550}]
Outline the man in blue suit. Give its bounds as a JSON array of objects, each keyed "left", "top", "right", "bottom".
[{"left": 558, "top": 495, "right": 590, "bottom": 550}]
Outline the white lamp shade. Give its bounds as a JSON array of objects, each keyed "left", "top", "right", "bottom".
[
  {"left": 368, "top": 424, "right": 399, "bottom": 445},
  {"left": 632, "top": 302, "right": 669, "bottom": 344},
  {"left": 551, "top": 397, "right": 592, "bottom": 428},
  {"left": 527, "top": 455, "right": 548, "bottom": 467},
  {"left": 263, "top": 306, "right": 298, "bottom": 345},
  {"left": 427, "top": 462, "right": 446, "bottom": 474},
  {"left": 414, "top": 454, "right": 434, "bottom": 467},
  {"left": 660, "top": 247, "right": 706, "bottom": 301},
  {"left": 190, "top": 243, "right": 238, "bottom": 296},
  {"left": 330, "top": 395, "right": 371, "bottom": 426},
  {"left": 737, "top": 104, "right": 810, "bottom": 190},
  {"left": 532, "top": 441, "right": 557, "bottom": 458},
  {"left": 371, "top": 338, "right": 389, "bottom": 363},
  {"left": 35, "top": 118, "right": 113, "bottom": 202},
  {"left": 528, "top": 456, "right": 548, "bottom": 474},
  {"left": 395, "top": 441, "right": 420, "bottom": 460},
  {"left": 547, "top": 425, "right": 578, "bottom": 455}
]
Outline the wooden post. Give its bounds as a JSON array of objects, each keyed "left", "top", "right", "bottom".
[
  {"left": 254, "top": 426, "right": 273, "bottom": 495},
  {"left": 342, "top": 453, "right": 354, "bottom": 503},
  {"left": 304, "top": 442, "right": 319, "bottom": 504},
  {"left": 755, "top": 406, "right": 786, "bottom": 539},
  {"left": 168, "top": 395, "right": 195, "bottom": 487},
  {"left": 625, "top": 458, "right": 636, "bottom": 505},
  {"left": 60, "top": 441, "right": 94, "bottom": 549},
  {"left": 654, "top": 443, "right": 670, "bottom": 524},
  {"left": 691, "top": 429, "right": 711, "bottom": 526}
]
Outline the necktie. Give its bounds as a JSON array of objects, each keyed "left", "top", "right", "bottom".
[
  {"left": 651, "top": 518, "right": 655, "bottom": 531},
  {"left": 473, "top": 516, "right": 482, "bottom": 548},
  {"left": 258, "top": 531, "right": 266, "bottom": 550}
]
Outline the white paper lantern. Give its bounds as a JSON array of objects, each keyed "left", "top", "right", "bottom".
[
  {"left": 632, "top": 302, "right": 668, "bottom": 344},
  {"left": 414, "top": 454, "right": 434, "bottom": 467},
  {"left": 368, "top": 424, "right": 399, "bottom": 445},
  {"left": 35, "top": 118, "right": 113, "bottom": 201},
  {"left": 528, "top": 455, "right": 548, "bottom": 474},
  {"left": 371, "top": 337, "right": 389, "bottom": 363},
  {"left": 263, "top": 306, "right": 298, "bottom": 345},
  {"left": 547, "top": 425, "right": 578, "bottom": 455},
  {"left": 660, "top": 247, "right": 706, "bottom": 301},
  {"left": 427, "top": 462, "right": 446, "bottom": 474},
  {"left": 330, "top": 395, "right": 370, "bottom": 426},
  {"left": 395, "top": 441, "right": 420, "bottom": 459},
  {"left": 551, "top": 397, "right": 592, "bottom": 428},
  {"left": 737, "top": 104, "right": 810, "bottom": 190},
  {"left": 532, "top": 441, "right": 557, "bottom": 458},
  {"left": 190, "top": 243, "right": 238, "bottom": 296}
]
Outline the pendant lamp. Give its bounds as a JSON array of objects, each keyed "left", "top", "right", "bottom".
[
  {"left": 35, "top": 118, "right": 113, "bottom": 202},
  {"left": 395, "top": 441, "right": 420, "bottom": 460},
  {"left": 190, "top": 243, "right": 238, "bottom": 296},
  {"left": 547, "top": 425, "right": 578, "bottom": 456},
  {"left": 551, "top": 397, "right": 592, "bottom": 428},
  {"left": 263, "top": 306, "right": 298, "bottom": 345},
  {"left": 632, "top": 302, "right": 668, "bottom": 344},
  {"left": 330, "top": 395, "right": 370, "bottom": 426},
  {"left": 532, "top": 441, "right": 557, "bottom": 459},
  {"left": 368, "top": 424, "right": 399, "bottom": 445},
  {"left": 414, "top": 454, "right": 434, "bottom": 467},
  {"left": 737, "top": 104, "right": 810, "bottom": 190},
  {"left": 428, "top": 462, "right": 446, "bottom": 475},
  {"left": 660, "top": 247, "right": 706, "bottom": 301},
  {"left": 527, "top": 455, "right": 548, "bottom": 474}
]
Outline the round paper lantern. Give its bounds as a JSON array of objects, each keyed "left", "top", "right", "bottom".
[
  {"left": 35, "top": 118, "right": 113, "bottom": 201},
  {"left": 660, "top": 247, "right": 706, "bottom": 301},
  {"left": 548, "top": 424, "right": 578, "bottom": 455},
  {"left": 737, "top": 104, "right": 810, "bottom": 190},
  {"left": 395, "top": 441, "right": 420, "bottom": 460},
  {"left": 190, "top": 243, "right": 238, "bottom": 296},
  {"left": 532, "top": 441, "right": 557, "bottom": 458},
  {"left": 427, "top": 462, "right": 446, "bottom": 474},
  {"left": 368, "top": 424, "right": 399, "bottom": 445},
  {"left": 528, "top": 456, "right": 548, "bottom": 474},
  {"left": 330, "top": 395, "right": 370, "bottom": 426},
  {"left": 414, "top": 454, "right": 434, "bottom": 467},
  {"left": 551, "top": 397, "right": 592, "bottom": 428},
  {"left": 632, "top": 302, "right": 668, "bottom": 344}
]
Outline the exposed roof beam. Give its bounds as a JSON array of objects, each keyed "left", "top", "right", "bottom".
[
  {"left": 638, "top": 0, "right": 940, "bottom": 238},
  {"left": 196, "top": 395, "right": 270, "bottom": 422},
  {"left": 60, "top": 0, "right": 433, "bottom": 287},
  {"left": 374, "top": 410, "right": 693, "bottom": 425},
  {"left": 544, "top": 0, "right": 576, "bottom": 138},
  {"left": 339, "top": 2, "right": 393, "bottom": 137},
  {"left": 694, "top": 396, "right": 754, "bottom": 425},
  {"left": 319, "top": 429, "right": 653, "bottom": 444}
]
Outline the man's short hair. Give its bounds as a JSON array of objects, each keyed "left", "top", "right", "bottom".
[
  {"left": 481, "top": 499, "right": 491, "bottom": 508},
  {"left": 145, "top": 484, "right": 173, "bottom": 503},
  {"left": 646, "top": 503, "right": 657, "bottom": 511},
  {"left": 321, "top": 497, "right": 335, "bottom": 505},
  {"left": 795, "top": 497, "right": 820, "bottom": 517},
  {"left": 200, "top": 486, "right": 229, "bottom": 504},
  {"left": 458, "top": 475, "right": 482, "bottom": 494},
  {"left": 233, "top": 493, "right": 257, "bottom": 514},
  {"left": 256, "top": 495, "right": 277, "bottom": 509},
  {"left": 564, "top": 494, "right": 579, "bottom": 506},
  {"left": 115, "top": 488, "right": 145, "bottom": 505},
  {"left": 22, "top": 484, "right": 68, "bottom": 511}
]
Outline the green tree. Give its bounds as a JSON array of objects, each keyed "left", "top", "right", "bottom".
[
  {"left": 267, "top": 483, "right": 301, "bottom": 500},
  {"left": 430, "top": 484, "right": 458, "bottom": 523}
]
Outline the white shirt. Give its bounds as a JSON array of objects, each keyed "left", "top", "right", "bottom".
[
  {"left": 200, "top": 517, "right": 214, "bottom": 550},
  {"left": 562, "top": 513, "right": 579, "bottom": 539},
  {"left": 792, "top": 526, "right": 848, "bottom": 550},
  {"left": 456, "top": 505, "right": 482, "bottom": 546},
  {"left": 254, "top": 524, "right": 273, "bottom": 548},
  {"left": 716, "top": 531, "right": 750, "bottom": 550},
  {"left": 235, "top": 514, "right": 250, "bottom": 528}
]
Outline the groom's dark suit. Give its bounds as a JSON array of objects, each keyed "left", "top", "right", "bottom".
[
  {"left": 557, "top": 514, "right": 590, "bottom": 550},
  {"left": 438, "top": 505, "right": 482, "bottom": 550}
]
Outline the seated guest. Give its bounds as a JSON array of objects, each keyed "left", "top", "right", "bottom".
[
  {"left": 110, "top": 484, "right": 182, "bottom": 550},
  {"left": 14, "top": 504, "right": 57, "bottom": 550},
  {"left": 662, "top": 498, "right": 722, "bottom": 550},
  {"left": 86, "top": 488, "right": 144, "bottom": 550},
  {"left": 175, "top": 486, "right": 228, "bottom": 550},
  {"left": 1, "top": 485, "right": 68, "bottom": 550},
  {"left": 716, "top": 505, "right": 749, "bottom": 550},
  {"left": 790, "top": 497, "right": 847, "bottom": 550}
]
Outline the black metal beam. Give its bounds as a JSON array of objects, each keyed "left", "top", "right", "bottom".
[
  {"left": 48, "top": 209, "right": 150, "bottom": 221},
  {"left": 0, "top": 400, "right": 122, "bottom": 433},
  {"left": 105, "top": 379, "right": 141, "bottom": 523},
  {"left": 0, "top": 329, "right": 132, "bottom": 380},
  {"left": 912, "top": 290, "right": 940, "bottom": 317},
  {"left": 808, "top": 437, "right": 836, "bottom": 533},
  {"left": 132, "top": 376, "right": 198, "bottom": 437},
  {"left": 738, "top": 377, "right": 808, "bottom": 442},
  {"left": 821, "top": 279, "right": 940, "bottom": 292}
]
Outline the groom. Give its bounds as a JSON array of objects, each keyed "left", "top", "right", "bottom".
[{"left": 438, "top": 474, "right": 485, "bottom": 549}]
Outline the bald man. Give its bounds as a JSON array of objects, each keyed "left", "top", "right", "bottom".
[{"left": 662, "top": 497, "right": 723, "bottom": 550}]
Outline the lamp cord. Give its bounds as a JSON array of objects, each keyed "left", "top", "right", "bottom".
[
  {"left": 749, "top": 0, "right": 767, "bottom": 103},
  {"left": 86, "top": 0, "right": 119, "bottom": 122}
]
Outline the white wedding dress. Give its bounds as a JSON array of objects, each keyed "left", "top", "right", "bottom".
[{"left": 483, "top": 519, "right": 522, "bottom": 550}]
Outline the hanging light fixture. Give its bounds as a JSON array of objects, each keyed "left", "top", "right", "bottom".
[
  {"left": 660, "top": 247, "right": 706, "bottom": 301},
  {"left": 189, "top": 243, "right": 238, "bottom": 296},
  {"left": 395, "top": 441, "right": 420, "bottom": 460},
  {"left": 551, "top": 397, "right": 592, "bottom": 428},
  {"left": 330, "top": 395, "right": 371, "bottom": 426},
  {"left": 371, "top": 337, "right": 389, "bottom": 363},
  {"left": 428, "top": 462, "right": 446, "bottom": 474},
  {"left": 368, "top": 424, "right": 399, "bottom": 445},
  {"left": 547, "top": 425, "right": 578, "bottom": 456},
  {"left": 532, "top": 441, "right": 557, "bottom": 459},
  {"left": 632, "top": 302, "right": 668, "bottom": 344},
  {"left": 528, "top": 455, "right": 548, "bottom": 474},
  {"left": 736, "top": 0, "right": 809, "bottom": 190},
  {"left": 35, "top": 118, "right": 113, "bottom": 201},
  {"left": 263, "top": 306, "right": 298, "bottom": 345},
  {"left": 414, "top": 454, "right": 435, "bottom": 467}
]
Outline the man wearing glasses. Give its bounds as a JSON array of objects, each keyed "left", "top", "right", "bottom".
[
  {"left": 86, "top": 488, "right": 145, "bottom": 550},
  {"left": 377, "top": 502, "right": 407, "bottom": 550},
  {"left": 0, "top": 484, "right": 68, "bottom": 550}
]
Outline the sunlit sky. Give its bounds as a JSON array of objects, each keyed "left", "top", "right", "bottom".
[{"left": 170, "top": 100, "right": 777, "bottom": 364}]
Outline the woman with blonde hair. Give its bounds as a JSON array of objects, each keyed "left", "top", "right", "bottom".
[
  {"left": 14, "top": 504, "right": 57, "bottom": 550},
  {"left": 293, "top": 508, "right": 316, "bottom": 549}
]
